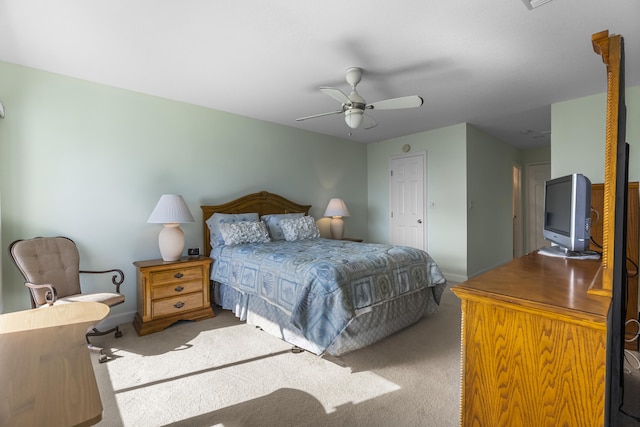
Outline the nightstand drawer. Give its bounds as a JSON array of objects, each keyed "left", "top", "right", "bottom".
[
  {"left": 151, "top": 266, "right": 203, "bottom": 286},
  {"left": 151, "top": 280, "right": 203, "bottom": 300},
  {"left": 153, "top": 292, "right": 203, "bottom": 318}
]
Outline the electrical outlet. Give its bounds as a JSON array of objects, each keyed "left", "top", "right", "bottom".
[{"left": 188, "top": 248, "right": 200, "bottom": 256}]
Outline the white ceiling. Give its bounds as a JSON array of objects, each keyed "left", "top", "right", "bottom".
[{"left": 0, "top": 0, "right": 638, "bottom": 149}]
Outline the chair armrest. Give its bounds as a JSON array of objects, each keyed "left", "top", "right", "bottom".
[
  {"left": 25, "top": 282, "right": 57, "bottom": 306},
  {"left": 79, "top": 269, "right": 125, "bottom": 294}
]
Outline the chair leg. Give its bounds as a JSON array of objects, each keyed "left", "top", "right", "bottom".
[
  {"left": 86, "top": 343, "right": 108, "bottom": 363},
  {"left": 85, "top": 325, "right": 122, "bottom": 363},
  {"left": 87, "top": 325, "right": 122, "bottom": 339}
]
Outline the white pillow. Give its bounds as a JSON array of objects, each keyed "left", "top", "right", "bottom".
[
  {"left": 219, "top": 221, "right": 270, "bottom": 245},
  {"left": 261, "top": 213, "right": 305, "bottom": 240},
  {"left": 206, "top": 212, "right": 260, "bottom": 247},
  {"left": 280, "top": 216, "right": 320, "bottom": 241}
]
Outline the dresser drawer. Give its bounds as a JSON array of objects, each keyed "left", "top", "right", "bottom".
[
  {"left": 150, "top": 266, "right": 203, "bottom": 286},
  {"left": 151, "top": 280, "right": 203, "bottom": 300},
  {"left": 152, "top": 292, "right": 204, "bottom": 318}
]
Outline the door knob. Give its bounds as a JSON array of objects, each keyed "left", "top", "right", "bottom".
[{"left": 417, "top": 219, "right": 422, "bottom": 224}]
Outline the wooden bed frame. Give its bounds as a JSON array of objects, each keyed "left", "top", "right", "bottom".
[{"left": 201, "top": 191, "right": 311, "bottom": 257}]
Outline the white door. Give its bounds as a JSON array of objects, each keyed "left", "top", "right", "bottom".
[
  {"left": 526, "top": 163, "right": 551, "bottom": 253},
  {"left": 390, "top": 153, "right": 426, "bottom": 250}
]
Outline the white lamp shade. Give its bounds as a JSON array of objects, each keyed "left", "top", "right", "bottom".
[
  {"left": 324, "top": 198, "right": 351, "bottom": 218},
  {"left": 147, "top": 195, "right": 195, "bottom": 224},
  {"left": 344, "top": 109, "right": 364, "bottom": 129}
]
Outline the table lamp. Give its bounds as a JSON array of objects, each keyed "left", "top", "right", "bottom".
[
  {"left": 324, "top": 198, "right": 351, "bottom": 240},
  {"left": 147, "top": 195, "right": 195, "bottom": 261}
]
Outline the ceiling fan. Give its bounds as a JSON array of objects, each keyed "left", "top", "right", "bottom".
[{"left": 296, "top": 67, "right": 424, "bottom": 130}]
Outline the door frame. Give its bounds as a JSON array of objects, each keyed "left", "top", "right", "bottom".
[
  {"left": 513, "top": 162, "right": 523, "bottom": 258},
  {"left": 389, "top": 151, "right": 428, "bottom": 251},
  {"left": 525, "top": 162, "right": 551, "bottom": 253}
]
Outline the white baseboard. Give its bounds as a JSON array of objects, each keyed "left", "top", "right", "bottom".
[{"left": 443, "top": 272, "right": 468, "bottom": 284}]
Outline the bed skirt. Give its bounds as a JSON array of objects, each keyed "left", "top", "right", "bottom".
[{"left": 213, "top": 281, "right": 446, "bottom": 356}]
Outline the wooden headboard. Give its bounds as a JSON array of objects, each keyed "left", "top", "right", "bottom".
[{"left": 201, "top": 191, "right": 312, "bottom": 257}]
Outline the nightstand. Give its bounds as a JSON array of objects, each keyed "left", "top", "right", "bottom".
[{"left": 133, "top": 256, "right": 214, "bottom": 336}]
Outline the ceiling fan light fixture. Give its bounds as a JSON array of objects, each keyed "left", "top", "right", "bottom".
[{"left": 345, "top": 109, "right": 364, "bottom": 129}]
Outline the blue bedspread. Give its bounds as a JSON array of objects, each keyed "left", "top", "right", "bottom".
[{"left": 211, "top": 238, "right": 446, "bottom": 352}]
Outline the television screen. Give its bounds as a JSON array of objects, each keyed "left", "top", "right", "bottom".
[{"left": 544, "top": 178, "right": 572, "bottom": 237}]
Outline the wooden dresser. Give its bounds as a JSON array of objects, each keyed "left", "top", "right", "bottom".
[
  {"left": 451, "top": 253, "right": 610, "bottom": 426},
  {"left": 133, "top": 256, "right": 214, "bottom": 335}
]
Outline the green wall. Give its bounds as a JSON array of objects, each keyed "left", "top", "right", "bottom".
[
  {"left": 466, "top": 125, "right": 520, "bottom": 277},
  {"left": 551, "top": 86, "right": 640, "bottom": 182},
  {"left": 366, "top": 123, "right": 521, "bottom": 281},
  {"left": 366, "top": 124, "right": 468, "bottom": 282},
  {"left": 551, "top": 86, "right": 639, "bottom": 313},
  {"left": 0, "top": 61, "right": 368, "bottom": 320},
  {"left": 522, "top": 145, "right": 551, "bottom": 166}
]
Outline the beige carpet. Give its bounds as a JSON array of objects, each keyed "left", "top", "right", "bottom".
[
  {"left": 89, "top": 284, "right": 640, "bottom": 426},
  {"left": 90, "top": 285, "right": 462, "bottom": 427}
]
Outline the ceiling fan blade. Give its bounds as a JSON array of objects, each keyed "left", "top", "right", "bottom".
[
  {"left": 368, "top": 95, "right": 424, "bottom": 110},
  {"left": 363, "top": 113, "right": 377, "bottom": 130},
  {"left": 320, "top": 87, "right": 351, "bottom": 105},
  {"left": 296, "top": 110, "right": 343, "bottom": 121}
]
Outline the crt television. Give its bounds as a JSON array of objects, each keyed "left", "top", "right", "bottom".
[{"left": 542, "top": 173, "right": 592, "bottom": 252}]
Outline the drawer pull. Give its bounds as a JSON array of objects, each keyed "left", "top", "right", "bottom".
[
  {"left": 174, "top": 285, "right": 184, "bottom": 292},
  {"left": 174, "top": 301, "right": 185, "bottom": 309},
  {"left": 174, "top": 273, "right": 184, "bottom": 279}
]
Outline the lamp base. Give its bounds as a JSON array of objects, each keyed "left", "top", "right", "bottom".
[
  {"left": 158, "top": 223, "right": 185, "bottom": 261},
  {"left": 329, "top": 217, "right": 345, "bottom": 240}
]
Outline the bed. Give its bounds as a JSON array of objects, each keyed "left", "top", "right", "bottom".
[{"left": 202, "top": 191, "right": 447, "bottom": 356}]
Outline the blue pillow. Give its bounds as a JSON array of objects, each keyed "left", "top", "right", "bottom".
[
  {"left": 261, "top": 213, "right": 305, "bottom": 240},
  {"left": 207, "top": 212, "right": 260, "bottom": 247}
]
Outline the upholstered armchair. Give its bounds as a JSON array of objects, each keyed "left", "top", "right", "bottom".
[{"left": 9, "top": 236, "right": 125, "bottom": 362}]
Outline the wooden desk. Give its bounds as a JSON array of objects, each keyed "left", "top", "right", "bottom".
[
  {"left": 452, "top": 252, "right": 610, "bottom": 426},
  {"left": 0, "top": 302, "right": 109, "bottom": 427}
]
